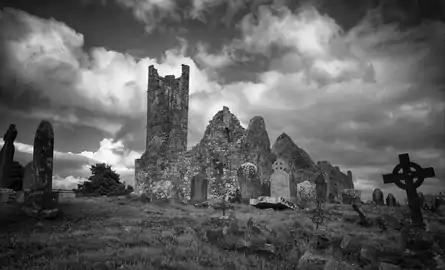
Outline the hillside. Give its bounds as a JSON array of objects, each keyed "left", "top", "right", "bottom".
[{"left": 2, "top": 196, "right": 445, "bottom": 270}]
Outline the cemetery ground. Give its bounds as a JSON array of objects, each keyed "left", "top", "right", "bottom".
[{"left": 2, "top": 197, "right": 445, "bottom": 270}]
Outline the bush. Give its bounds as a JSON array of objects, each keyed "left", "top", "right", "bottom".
[{"left": 73, "top": 163, "right": 133, "bottom": 197}]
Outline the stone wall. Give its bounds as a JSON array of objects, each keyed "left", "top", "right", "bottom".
[{"left": 317, "top": 161, "right": 354, "bottom": 198}]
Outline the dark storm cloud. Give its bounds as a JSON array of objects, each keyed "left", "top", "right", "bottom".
[
  {"left": 53, "top": 154, "right": 92, "bottom": 179},
  {"left": 1, "top": 0, "right": 443, "bottom": 202},
  {"left": 3, "top": 138, "right": 94, "bottom": 179},
  {"left": 97, "top": 0, "right": 303, "bottom": 33},
  {"left": 0, "top": 107, "right": 111, "bottom": 154},
  {"left": 0, "top": 8, "right": 151, "bottom": 142},
  {"left": 113, "top": 116, "right": 146, "bottom": 152}
]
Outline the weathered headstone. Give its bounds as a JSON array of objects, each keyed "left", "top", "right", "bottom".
[
  {"left": 297, "top": 180, "right": 316, "bottom": 203},
  {"left": 372, "top": 188, "right": 385, "bottom": 206},
  {"left": 382, "top": 153, "right": 435, "bottom": 229},
  {"left": 237, "top": 162, "right": 261, "bottom": 203},
  {"left": 33, "top": 121, "right": 54, "bottom": 191},
  {"left": 0, "top": 124, "right": 18, "bottom": 188},
  {"left": 23, "top": 121, "right": 59, "bottom": 218},
  {"left": 270, "top": 159, "right": 291, "bottom": 200},
  {"left": 314, "top": 172, "right": 328, "bottom": 203},
  {"left": 190, "top": 169, "right": 208, "bottom": 203},
  {"left": 386, "top": 193, "right": 397, "bottom": 207},
  {"left": 423, "top": 194, "right": 436, "bottom": 211},
  {"left": 261, "top": 181, "right": 271, "bottom": 196}
]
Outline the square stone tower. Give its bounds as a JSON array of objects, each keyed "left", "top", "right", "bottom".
[
  {"left": 146, "top": 64, "right": 190, "bottom": 156},
  {"left": 134, "top": 64, "right": 190, "bottom": 195}
]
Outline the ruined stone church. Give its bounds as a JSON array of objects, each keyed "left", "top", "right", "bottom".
[{"left": 134, "top": 65, "right": 354, "bottom": 201}]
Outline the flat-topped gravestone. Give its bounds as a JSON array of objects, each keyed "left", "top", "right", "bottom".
[
  {"left": 271, "top": 169, "right": 291, "bottom": 199},
  {"left": 382, "top": 153, "right": 435, "bottom": 229},
  {"left": 271, "top": 158, "right": 291, "bottom": 200},
  {"left": 0, "top": 124, "right": 17, "bottom": 189}
]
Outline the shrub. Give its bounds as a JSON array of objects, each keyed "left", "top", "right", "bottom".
[{"left": 73, "top": 163, "right": 133, "bottom": 197}]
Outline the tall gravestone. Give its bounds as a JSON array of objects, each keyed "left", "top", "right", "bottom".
[
  {"left": 237, "top": 162, "right": 261, "bottom": 204},
  {"left": 190, "top": 168, "right": 208, "bottom": 203},
  {"left": 270, "top": 159, "right": 291, "bottom": 200},
  {"left": 0, "top": 124, "right": 18, "bottom": 189},
  {"left": 33, "top": 121, "right": 54, "bottom": 191},
  {"left": 314, "top": 172, "right": 328, "bottom": 203},
  {"left": 23, "top": 121, "right": 59, "bottom": 217}
]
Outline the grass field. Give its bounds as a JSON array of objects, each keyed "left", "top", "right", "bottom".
[{"left": 1, "top": 196, "right": 445, "bottom": 270}]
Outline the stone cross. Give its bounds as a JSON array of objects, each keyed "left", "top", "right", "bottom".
[
  {"left": 310, "top": 200, "right": 325, "bottom": 250},
  {"left": 311, "top": 200, "right": 324, "bottom": 231},
  {"left": 382, "top": 153, "right": 435, "bottom": 229}
]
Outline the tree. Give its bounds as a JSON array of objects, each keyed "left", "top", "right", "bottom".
[
  {"left": 74, "top": 163, "right": 132, "bottom": 197},
  {"left": 89, "top": 163, "right": 120, "bottom": 182}
]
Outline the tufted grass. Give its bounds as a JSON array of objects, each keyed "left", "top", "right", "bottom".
[{"left": 1, "top": 197, "right": 444, "bottom": 270}]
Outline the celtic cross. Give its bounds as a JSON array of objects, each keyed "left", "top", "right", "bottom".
[{"left": 382, "top": 153, "right": 435, "bottom": 229}]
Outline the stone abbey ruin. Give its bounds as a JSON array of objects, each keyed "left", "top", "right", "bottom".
[{"left": 134, "top": 65, "right": 355, "bottom": 203}]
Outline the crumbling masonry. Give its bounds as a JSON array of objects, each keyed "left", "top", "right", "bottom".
[
  {"left": 134, "top": 64, "right": 355, "bottom": 202},
  {"left": 134, "top": 65, "right": 190, "bottom": 197}
]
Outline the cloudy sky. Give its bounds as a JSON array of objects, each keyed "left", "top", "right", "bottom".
[{"left": 0, "top": 0, "right": 444, "bottom": 201}]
